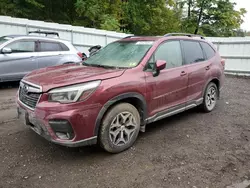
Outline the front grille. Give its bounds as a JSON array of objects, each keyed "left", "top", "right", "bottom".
[{"left": 19, "top": 82, "right": 41, "bottom": 109}]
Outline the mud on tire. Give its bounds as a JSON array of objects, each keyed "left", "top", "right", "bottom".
[{"left": 98, "top": 103, "right": 141, "bottom": 153}]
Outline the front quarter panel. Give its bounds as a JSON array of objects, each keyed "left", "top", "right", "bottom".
[{"left": 92, "top": 68, "right": 147, "bottom": 135}]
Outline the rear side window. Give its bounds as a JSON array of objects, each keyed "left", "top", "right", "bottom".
[
  {"left": 200, "top": 42, "right": 215, "bottom": 59},
  {"left": 182, "top": 40, "right": 205, "bottom": 64},
  {"left": 5, "top": 41, "right": 35, "bottom": 53},
  {"left": 39, "top": 42, "right": 62, "bottom": 52}
]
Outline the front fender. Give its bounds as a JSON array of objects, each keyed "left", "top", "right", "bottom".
[{"left": 94, "top": 92, "right": 147, "bottom": 136}]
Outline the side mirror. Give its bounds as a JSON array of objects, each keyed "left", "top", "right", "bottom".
[
  {"left": 1, "top": 47, "right": 12, "bottom": 54},
  {"left": 153, "top": 60, "right": 166, "bottom": 77}
]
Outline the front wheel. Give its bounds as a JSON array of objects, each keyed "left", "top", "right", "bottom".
[
  {"left": 99, "top": 103, "right": 141, "bottom": 153},
  {"left": 201, "top": 82, "right": 218, "bottom": 112}
]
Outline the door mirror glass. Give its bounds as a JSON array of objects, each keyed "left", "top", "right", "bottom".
[{"left": 1, "top": 47, "right": 12, "bottom": 54}]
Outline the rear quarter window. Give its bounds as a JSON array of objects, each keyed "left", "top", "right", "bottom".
[
  {"left": 200, "top": 42, "right": 216, "bottom": 59},
  {"left": 60, "top": 43, "right": 70, "bottom": 51}
]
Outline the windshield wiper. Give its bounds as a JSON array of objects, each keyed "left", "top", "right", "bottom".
[
  {"left": 91, "top": 64, "right": 117, "bottom": 69},
  {"left": 82, "top": 62, "right": 121, "bottom": 69},
  {"left": 82, "top": 62, "right": 92, "bottom": 66}
]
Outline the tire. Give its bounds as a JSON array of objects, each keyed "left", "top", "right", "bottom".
[
  {"left": 201, "top": 82, "right": 218, "bottom": 112},
  {"left": 99, "top": 103, "right": 141, "bottom": 153}
]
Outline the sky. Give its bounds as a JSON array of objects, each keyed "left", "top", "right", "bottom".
[{"left": 233, "top": 0, "right": 250, "bottom": 31}]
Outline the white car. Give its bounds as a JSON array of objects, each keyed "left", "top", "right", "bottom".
[{"left": 0, "top": 31, "right": 82, "bottom": 82}]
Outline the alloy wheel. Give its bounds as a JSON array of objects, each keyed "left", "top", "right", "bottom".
[
  {"left": 205, "top": 86, "right": 217, "bottom": 111},
  {"left": 109, "top": 112, "right": 138, "bottom": 146}
]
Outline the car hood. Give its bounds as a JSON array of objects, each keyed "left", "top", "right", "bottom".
[{"left": 23, "top": 64, "right": 125, "bottom": 92}]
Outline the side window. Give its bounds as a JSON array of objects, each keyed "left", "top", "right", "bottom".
[
  {"left": 146, "top": 40, "right": 183, "bottom": 70},
  {"left": 182, "top": 41, "right": 205, "bottom": 64},
  {"left": 200, "top": 42, "right": 215, "bottom": 59},
  {"left": 5, "top": 41, "right": 35, "bottom": 53},
  {"left": 40, "top": 42, "right": 62, "bottom": 52},
  {"left": 60, "top": 43, "right": 69, "bottom": 51}
]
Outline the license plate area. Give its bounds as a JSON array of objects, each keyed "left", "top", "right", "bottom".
[
  {"left": 17, "top": 107, "right": 29, "bottom": 125},
  {"left": 17, "top": 107, "right": 42, "bottom": 135}
]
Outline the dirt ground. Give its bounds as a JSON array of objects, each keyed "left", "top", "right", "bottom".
[{"left": 0, "top": 76, "right": 250, "bottom": 188}]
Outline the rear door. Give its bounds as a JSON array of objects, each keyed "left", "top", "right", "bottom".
[
  {"left": 181, "top": 40, "right": 212, "bottom": 104},
  {"left": 0, "top": 39, "right": 37, "bottom": 81},
  {"left": 145, "top": 40, "right": 189, "bottom": 117},
  {"left": 36, "top": 41, "right": 66, "bottom": 68}
]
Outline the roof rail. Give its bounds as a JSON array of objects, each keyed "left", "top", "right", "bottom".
[
  {"left": 123, "top": 35, "right": 137, "bottom": 39},
  {"left": 164, "top": 33, "right": 205, "bottom": 39},
  {"left": 28, "top": 30, "right": 59, "bottom": 37}
]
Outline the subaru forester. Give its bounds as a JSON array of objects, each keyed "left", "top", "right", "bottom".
[{"left": 16, "top": 33, "right": 225, "bottom": 153}]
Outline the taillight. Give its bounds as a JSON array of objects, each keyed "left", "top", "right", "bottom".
[
  {"left": 77, "top": 52, "right": 83, "bottom": 59},
  {"left": 221, "top": 58, "right": 225, "bottom": 69}
]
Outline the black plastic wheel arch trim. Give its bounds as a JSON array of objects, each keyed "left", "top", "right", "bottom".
[{"left": 94, "top": 92, "right": 147, "bottom": 136}]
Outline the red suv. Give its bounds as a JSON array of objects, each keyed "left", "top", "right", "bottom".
[{"left": 16, "top": 33, "right": 225, "bottom": 153}]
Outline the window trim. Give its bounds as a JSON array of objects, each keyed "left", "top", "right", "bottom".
[
  {"left": 144, "top": 39, "right": 184, "bottom": 72},
  {"left": 4, "top": 39, "right": 37, "bottom": 53},
  {"left": 180, "top": 39, "right": 206, "bottom": 65},
  {"left": 37, "top": 40, "right": 64, "bottom": 52}
]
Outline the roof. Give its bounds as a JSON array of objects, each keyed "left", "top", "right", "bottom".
[
  {"left": 119, "top": 34, "right": 207, "bottom": 43},
  {"left": 5, "top": 35, "right": 27, "bottom": 38},
  {"left": 3, "top": 34, "right": 68, "bottom": 42},
  {"left": 120, "top": 36, "right": 161, "bottom": 42}
]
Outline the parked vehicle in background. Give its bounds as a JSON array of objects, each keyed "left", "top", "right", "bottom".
[
  {"left": 0, "top": 31, "right": 82, "bottom": 82},
  {"left": 16, "top": 33, "right": 225, "bottom": 153},
  {"left": 81, "top": 52, "right": 88, "bottom": 61},
  {"left": 88, "top": 45, "right": 101, "bottom": 57},
  {"left": 80, "top": 45, "right": 101, "bottom": 61}
]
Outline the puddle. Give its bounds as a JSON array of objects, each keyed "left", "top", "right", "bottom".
[{"left": 227, "top": 180, "right": 250, "bottom": 188}]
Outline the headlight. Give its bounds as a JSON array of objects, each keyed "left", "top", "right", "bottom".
[{"left": 48, "top": 80, "right": 101, "bottom": 103}]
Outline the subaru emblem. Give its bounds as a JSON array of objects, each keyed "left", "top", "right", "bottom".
[{"left": 23, "top": 84, "right": 29, "bottom": 94}]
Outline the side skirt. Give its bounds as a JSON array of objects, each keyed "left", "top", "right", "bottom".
[{"left": 146, "top": 98, "right": 203, "bottom": 124}]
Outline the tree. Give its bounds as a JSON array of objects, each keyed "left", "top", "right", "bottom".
[
  {"left": 0, "top": 0, "right": 247, "bottom": 37},
  {"left": 0, "top": 0, "right": 44, "bottom": 18},
  {"left": 180, "top": 0, "right": 247, "bottom": 37},
  {"left": 122, "top": 0, "right": 181, "bottom": 35}
]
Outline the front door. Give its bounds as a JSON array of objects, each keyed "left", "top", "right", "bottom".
[
  {"left": 145, "top": 40, "right": 188, "bottom": 118},
  {"left": 0, "top": 40, "right": 37, "bottom": 81}
]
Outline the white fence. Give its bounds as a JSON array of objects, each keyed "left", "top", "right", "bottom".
[
  {"left": 207, "top": 37, "right": 250, "bottom": 76},
  {"left": 0, "top": 16, "right": 250, "bottom": 75},
  {"left": 0, "top": 16, "right": 130, "bottom": 55}
]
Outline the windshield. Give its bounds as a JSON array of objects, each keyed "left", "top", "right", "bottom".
[
  {"left": 84, "top": 41, "right": 153, "bottom": 68},
  {"left": 0, "top": 36, "right": 13, "bottom": 45}
]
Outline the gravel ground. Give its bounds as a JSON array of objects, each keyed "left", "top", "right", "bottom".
[{"left": 0, "top": 76, "right": 250, "bottom": 188}]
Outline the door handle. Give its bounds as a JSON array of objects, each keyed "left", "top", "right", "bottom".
[
  {"left": 205, "top": 65, "right": 210, "bottom": 70},
  {"left": 180, "top": 71, "right": 187, "bottom": 76}
]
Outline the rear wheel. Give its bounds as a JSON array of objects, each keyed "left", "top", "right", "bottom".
[
  {"left": 99, "top": 103, "right": 140, "bottom": 153},
  {"left": 201, "top": 82, "right": 218, "bottom": 112}
]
